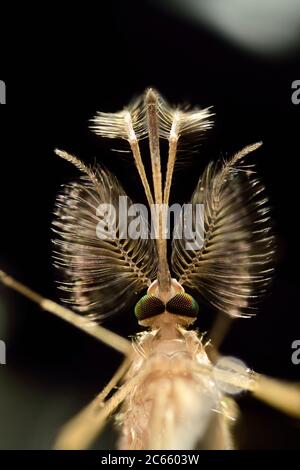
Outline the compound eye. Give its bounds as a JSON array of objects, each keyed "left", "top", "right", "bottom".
[
  {"left": 134, "top": 295, "right": 165, "bottom": 321},
  {"left": 166, "top": 293, "right": 199, "bottom": 318}
]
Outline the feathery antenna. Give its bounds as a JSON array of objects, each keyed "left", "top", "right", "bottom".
[
  {"left": 91, "top": 99, "right": 154, "bottom": 208},
  {"left": 54, "top": 149, "right": 99, "bottom": 187},
  {"left": 161, "top": 104, "right": 213, "bottom": 207}
]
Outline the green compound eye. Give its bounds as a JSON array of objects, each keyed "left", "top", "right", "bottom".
[
  {"left": 166, "top": 293, "right": 199, "bottom": 318},
  {"left": 134, "top": 295, "right": 165, "bottom": 321}
]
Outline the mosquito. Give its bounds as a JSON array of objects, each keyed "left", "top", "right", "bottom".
[{"left": 1, "top": 89, "right": 299, "bottom": 450}]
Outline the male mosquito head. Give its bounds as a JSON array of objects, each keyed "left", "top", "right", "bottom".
[
  {"left": 53, "top": 90, "right": 274, "bottom": 325},
  {"left": 134, "top": 279, "right": 199, "bottom": 327}
]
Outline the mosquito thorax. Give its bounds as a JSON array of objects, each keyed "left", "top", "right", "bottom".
[{"left": 134, "top": 278, "right": 199, "bottom": 328}]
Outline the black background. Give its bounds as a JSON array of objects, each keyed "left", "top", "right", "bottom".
[{"left": 0, "top": 1, "right": 299, "bottom": 450}]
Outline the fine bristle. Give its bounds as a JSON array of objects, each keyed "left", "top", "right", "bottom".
[
  {"left": 91, "top": 95, "right": 147, "bottom": 141},
  {"left": 158, "top": 99, "right": 214, "bottom": 141}
]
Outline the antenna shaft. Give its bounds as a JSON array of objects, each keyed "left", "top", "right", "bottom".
[{"left": 146, "top": 89, "right": 170, "bottom": 292}]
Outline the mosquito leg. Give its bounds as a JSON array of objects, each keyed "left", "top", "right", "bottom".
[
  {"left": 208, "top": 357, "right": 300, "bottom": 419},
  {"left": 250, "top": 373, "right": 300, "bottom": 419},
  {"left": 54, "top": 364, "right": 140, "bottom": 450},
  {"left": 201, "top": 412, "right": 234, "bottom": 450},
  {"left": 97, "top": 356, "right": 132, "bottom": 403},
  {"left": 216, "top": 411, "right": 235, "bottom": 450},
  {"left": 0, "top": 270, "right": 131, "bottom": 355},
  {"left": 221, "top": 368, "right": 300, "bottom": 419},
  {"left": 208, "top": 312, "right": 234, "bottom": 359}
]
